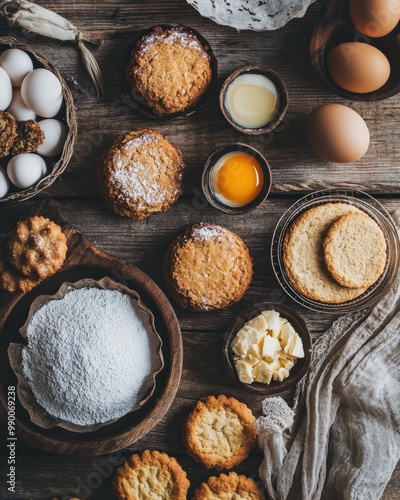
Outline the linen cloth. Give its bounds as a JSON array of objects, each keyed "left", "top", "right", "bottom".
[{"left": 256, "top": 212, "right": 400, "bottom": 500}]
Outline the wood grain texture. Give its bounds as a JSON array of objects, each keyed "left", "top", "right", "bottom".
[{"left": 0, "top": 0, "right": 399, "bottom": 498}]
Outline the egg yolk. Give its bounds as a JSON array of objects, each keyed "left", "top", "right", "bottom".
[{"left": 212, "top": 152, "right": 264, "bottom": 207}]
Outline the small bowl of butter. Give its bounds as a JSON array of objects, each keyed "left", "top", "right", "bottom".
[
  {"left": 219, "top": 65, "right": 289, "bottom": 135},
  {"left": 222, "top": 302, "right": 312, "bottom": 394}
]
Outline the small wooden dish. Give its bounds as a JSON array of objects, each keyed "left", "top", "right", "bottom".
[
  {"left": 0, "top": 37, "right": 77, "bottom": 202},
  {"left": 0, "top": 199, "right": 183, "bottom": 455},
  {"left": 222, "top": 302, "right": 312, "bottom": 395},
  {"left": 201, "top": 143, "right": 272, "bottom": 215},
  {"left": 121, "top": 24, "right": 218, "bottom": 120},
  {"left": 310, "top": 0, "right": 400, "bottom": 101},
  {"left": 219, "top": 65, "right": 288, "bottom": 135}
]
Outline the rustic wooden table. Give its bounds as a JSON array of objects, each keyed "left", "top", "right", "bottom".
[{"left": 0, "top": 0, "right": 399, "bottom": 498}]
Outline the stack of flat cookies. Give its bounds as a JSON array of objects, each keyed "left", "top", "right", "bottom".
[{"left": 283, "top": 203, "right": 387, "bottom": 304}]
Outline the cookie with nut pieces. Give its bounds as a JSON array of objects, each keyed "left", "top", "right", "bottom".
[
  {"left": 193, "top": 472, "right": 265, "bottom": 499},
  {"left": 164, "top": 223, "right": 253, "bottom": 311},
  {"left": 112, "top": 449, "right": 190, "bottom": 500},
  {"left": 183, "top": 394, "right": 256, "bottom": 470},
  {"left": 0, "top": 110, "right": 17, "bottom": 157},
  {"left": 0, "top": 247, "right": 38, "bottom": 293},
  {"left": 11, "top": 120, "right": 45, "bottom": 155},
  {"left": 7, "top": 216, "right": 67, "bottom": 281}
]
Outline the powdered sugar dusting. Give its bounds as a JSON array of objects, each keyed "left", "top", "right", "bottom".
[
  {"left": 138, "top": 29, "right": 210, "bottom": 58},
  {"left": 191, "top": 223, "right": 234, "bottom": 243}
]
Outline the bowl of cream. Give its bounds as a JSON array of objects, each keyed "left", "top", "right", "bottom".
[{"left": 219, "top": 65, "right": 288, "bottom": 135}]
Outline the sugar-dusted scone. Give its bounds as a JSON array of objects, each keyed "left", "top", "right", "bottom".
[
  {"left": 127, "top": 26, "right": 212, "bottom": 116},
  {"left": 282, "top": 203, "right": 368, "bottom": 304},
  {"left": 98, "top": 129, "right": 185, "bottom": 220},
  {"left": 7, "top": 216, "right": 67, "bottom": 280},
  {"left": 0, "top": 110, "right": 17, "bottom": 157},
  {"left": 113, "top": 450, "right": 190, "bottom": 500},
  {"left": 193, "top": 472, "right": 265, "bottom": 500},
  {"left": 11, "top": 120, "right": 45, "bottom": 155},
  {"left": 164, "top": 223, "right": 253, "bottom": 311},
  {"left": 183, "top": 395, "right": 256, "bottom": 470},
  {"left": 324, "top": 212, "right": 387, "bottom": 289},
  {"left": 0, "top": 247, "right": 38, "bottom": 293}
]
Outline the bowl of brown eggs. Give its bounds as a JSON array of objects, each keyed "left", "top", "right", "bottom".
[
  {"left": 0, "top": 37, "right": 76, "bottom": 203},
  {"left": 310, "top": 0, "right": 400, "bottom": 101}
]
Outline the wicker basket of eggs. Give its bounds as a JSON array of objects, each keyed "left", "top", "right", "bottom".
[{"left": 0, "top": 37, "right": 76, "bottom": 202}]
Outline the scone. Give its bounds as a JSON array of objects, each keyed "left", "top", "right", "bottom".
[
  {"left": 183, "top": 395, "right": 256, "bottom": 470},
  {"left": 164, "top": 223, "right": 253, "bottom": 311},
  {"left": 0, "top": 110, "right": 17, "bottom": 157},
  {"left": 7, "top": 216, "right": 67, "bottom": 280},
  {"left": 282, "top": 203, "right": 367, "bottom": 304},
  {"left": 324, "top": 212, "right": 387, "bottom": 289},
  {"left": 11, "top": 120, "right": 45, "bottom": 155},
  {"left": 98, "top": 129, "right": 185, "bottom": 220},
  {"left": 0, "top": 248, "right": 38, "bottom": 293},
  {"left": 193, "top": 472, "right": 265, "bottom": 500},
  {"left": 112, "top": 450, "right": 190, "bottom": 500},
  {"left": 127, "top": 26, "right": 213, "bottom": 116}
]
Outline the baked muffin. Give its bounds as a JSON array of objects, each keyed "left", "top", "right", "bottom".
[
  {"left": 164, "top": 223, "right": 253, "bottom": 311},
  {"left": 127, "top": 26, "right": 213, "bottom": 116},
  {"left": 98, "top": 129, "right": 185, "bottom": 220},
  {"left": 7, "top": 216, "right": 67, "bottom": 281}
]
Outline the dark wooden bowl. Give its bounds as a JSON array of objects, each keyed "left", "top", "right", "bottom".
[
  {"left": 0, "top": 37, "right": 77, "bottom": 202},
  {"left": 222, "top": 302, "right": 312, "bottom": 395},
  {"left": 121, "top": 24, "right": 218, "bottom": 120},
  {"left": 310, "top": 0, "right": 400, "bottom": 101},
  {"left": 201, "top": 143, "right": 272, "bottom": 215},
  {"left": 0, "top": 199, "right": 183, "bottom": 455},
  {"left": 219, "top": 65, "right": 288, "bottom": 135}
]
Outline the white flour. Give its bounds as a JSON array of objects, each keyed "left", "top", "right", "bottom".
[{"left": 22, "top": 287, "right": 154, "bottom": 426}]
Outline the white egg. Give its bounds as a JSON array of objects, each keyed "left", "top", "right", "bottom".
[
  {"left": 37, "top": 119, "right": 68, "bottom": 156},
  {"left": 21, "top": 69, "right": 63, "bottom": 118},
  {"left": 0, "top": 167, "right": 9, "bottom": 198},
  {"left": 7, "top": 88, "right": 36, "bottom": 121},
  {"left": 7, "top": 153, "right": 46, "bottom": 189},
  {"left": 0, "top": 49, "right": 33, "bottom": 87},
  {"left": 0, "top": 67, "right": 12, "bottom": 110}
]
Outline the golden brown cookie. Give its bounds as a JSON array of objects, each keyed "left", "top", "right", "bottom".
[
  {"left": 113, "top": 450, "right": 190, "bottom": 500},
  {"left": 98, "top": 129, "right": 185, "bottom": 220},
  {"left": 324, "top": 212, "right": 387, "bottom": 289},
  {"left": 0, "top": 248, "right": 38, "bottom": 293},
  {"left": 127, "top": 26, "right": 212, "bottom": 116},
  {"left": 7, "top": 216, "right": 67, "bottom": 280},
  {"left": 0, "top": 110, "right": 17, "bottom": 157},
  {"left": 193, "top": 472, "right": 265, "bottom": 500},
  {"left": 183, "top": 395, "right": 256, "bottom": 470},
  {"left": 164, "top": 223, "right": 253, "bottom": 311},
  {"left": 282, "top": 203, "right": 368, "bottom": 304},
  {"left": 11, "top": 120, "right": 45, "bottom": 155}
]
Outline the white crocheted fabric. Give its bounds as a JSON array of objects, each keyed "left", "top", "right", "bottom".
[{"left": 186, "top": 0, "right": 316, "bottom": 31}]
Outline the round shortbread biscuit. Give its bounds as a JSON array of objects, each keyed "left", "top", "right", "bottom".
[
  {"left": 193, "top": 472, "right": 265, "bottom": 499},
  {"left": 282, "top": 203, "right": 368, "bottom": 304},
  {"left": 113, "top": 450, "right": 190, "bottom": 500},
  {"left": 324, "top": 212, "right": 387, "bottom": 289},
  {"left": 164, "top": 223, "right": 253, "bottom": 311},
  {"left": 183, "top": 394, "right": 256, "bottom": 470}
]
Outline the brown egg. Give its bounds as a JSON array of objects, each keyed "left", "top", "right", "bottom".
[
  {"left": 305, "top": 104, "right": 370, "bottom": 163},
  {"left": 327, "top": 42, "right": 390, "bottom": 94},
  {"left": 349, "top": 0, "right": 400, "bottom": 38}
]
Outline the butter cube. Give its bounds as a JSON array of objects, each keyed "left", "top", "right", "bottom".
[
  {"left": 246, "top": 314, "right": 268, "bottom": 333},
  {"left": 280, "top": 322, "right": 296, "bottom": 348},
  {"left": 253, "top": 361, "right": 274, "bottom": 384},
  {"left": 248, "top": 343, "right": 261, "bottom": 359},
  {"left": 273, "top": 367, "right": 290, "bottom": 382},
  {"left": 280, "top": 358, "right": 295, "bottom": 370},
  {"left": 286, "top": 332, "right": 305, "bottom": 358},
  {"left": 235, "top": 359, "right": 254, "bottom": 384},
  {"left": 261, "top": 335, "right": 281, "bottom": 358},
  {"left": 262, "top": 310, "right": 281, "bottom": 337},
  {"left": 264, "top": 359, "right": 282, "bottom": 372},
  {"left": 231, "top": 326, "right": 263, "bottom": 356}
]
